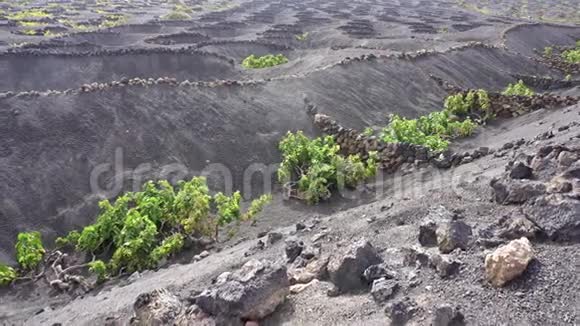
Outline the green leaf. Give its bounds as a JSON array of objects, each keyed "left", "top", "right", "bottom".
[
  {"left": 0, "top": 264, "right": 17, "bottom": 286},
  {"left": 88, "top": 260, "right": 108, "bottom": 282}
]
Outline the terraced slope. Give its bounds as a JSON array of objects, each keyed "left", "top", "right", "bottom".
[{"left": 0, "top": 0, "right": 579, "bottom": 324}]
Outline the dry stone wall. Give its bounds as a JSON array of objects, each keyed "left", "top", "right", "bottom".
[{"left": 312, "top": 91, "right": 579, "bottom": 173}]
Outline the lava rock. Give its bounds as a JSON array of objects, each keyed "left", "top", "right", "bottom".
[
  {"left": 524, "top": 195, "right": 580, "bottom": 241},
  {"left": 432, "top": 151, "right": 453, "bottom": 169},
  {"left": 326, "top": 285, "right": 341, "bottom": 297},
  {"left": 429, "top": 254, "right": 461, "bottom": 278},
  {"left": 546, "top": 177, "right": 573, "bottom": 194},
  {"left": 195, "top": 259, "right": 289, "bottom": 321},
  {"left": 385, "top": 297, "right": 417, "bottom": 325},
  {"left": 133, "top": 289, "right": 215, "bottom": 326},
  {"left": 134, "top": 289, "right": 182, "bottom": 325},
  {"left": 557, "top": 151, "right": 578, "bottom": 167},
  {"left": 460, "top": 156, "right": 474, "bottom": 165},
  {"left": 402, "top": 246, "right": 431, "bottom": 267},
  {"left": 244, "top": 240, "right": 265, "bottom": 257},
  {"left": 370, "top": 278, "right": 399, "bottom": 303},
  {"left": 285, "top": 237, "right": 304, "bottom": 263},
  {"left": 501, "top": 142, "right": 514, "bottom": 150},
  {"left": 328, "top": 239, "right": 383, "bottom": 292},
  {"left": 474, "top": 146, "right": 490, "bottom": 157},
  {"left": 295, "top": 222, "right": 306, "bottom": 231},
  {"left": 267, "top": 231, "right": 283, "bottom": 245},
  {"left": 363, "top": 264, "right": 397, "bottom": 283},
  {"left": 312, "top": 231, "right": 329, "bottom": 243},
  {"left": 495, "top": 211, "right": 540, "bottom": 240},
  {"left": 419, "top": 219, "right": 438, "bottom": 247},
  {"left": 288, "top": 256, "right": 329, "bottom": 284},
  {"left": 432, "top": 304, "right": 465, "bottom": 326},
  {"left": 490, "top": 178, "right": 546, "bottom": 205},
  {"left": 300, "top": 246, "right": 319, "bottom": 261},
  {"left": 485, "top": 237, "right": 534, "bottom": 287},
  {"left": 289, "top": 279, "right": 319, "bottom": 294},
  {"left": 437, "top": 220, "right": 472, "bottom": 254},
  {"left": 509, "top": 162, "right": 533, "bottom": 180}
]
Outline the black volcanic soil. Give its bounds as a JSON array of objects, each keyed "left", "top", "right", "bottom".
[{"left": 0, "top": 0, "right": 580, "bottom": 324}]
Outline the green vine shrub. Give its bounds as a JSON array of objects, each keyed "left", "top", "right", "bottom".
[
  {"left": 559, "top": 41, "right": 580, "bottom": 63},
  {"left": 242, "top": 54, "right": 289, "bottom": 69},
  {"left": 278, "top": 131, "right": 377, "bottom": 204},
  {"left": 377, "top": 90, "right": 488, "bottom": 152},
  {"left": 562, "top": 48, "right": 580, "bottom": 63},
  {"left": 502, "top": 80, "right": 535, "bottom": 96},
  {"left": 444, "top": 89, "right": 491, "bottom": 118},
  {"left": 0, "top": 265, "right": 17, "bottom": 286},
  {"left": 15, "top": 232, "right": 45, "bottom": 271},
  {"left": 1, "top": 231, "right": 47, "bottom": 286},
  {"left": 58, "top": 177, "right": 271, "bottom": 275},
  {"left": 379, "top": 112, "right": 477, "bottom": 152}
]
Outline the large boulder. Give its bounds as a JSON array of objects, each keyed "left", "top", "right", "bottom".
[
  {"left": 490, "top": 178, "right": 546, "bottom": 205},
  {"left": 327, "top": 239, "right": 383, "bottom": 293},
  {"left": 485, "top": 237, "right": 534, "bottom": 287},
  {"left": 524, "top": 195, "right": 580, "bottom": 241},
  {"left": 437, "top": 220, "right": 472, "bottom": 254},
  {"left": 509, "top": 162, "right": 533, "bottom": 180},
  {"left": 195, "top": 259, "right": 289, "bottom": 322}
]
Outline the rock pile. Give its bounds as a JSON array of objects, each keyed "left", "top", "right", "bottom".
[
  {"left": 509, "top": 73, "right": 580, "bottom": 90},
  {"left": 337, "top": 42, "right": 498, "bottom": 66},
  {"left": 195, "top": 39, "right": 291, "bottom": 51},
  {"left": 443, "top": 89, "right": 580, "bottom": 119},
  {"left": 0, "top": 76, "right": 268, "bottom": 100},
  {"left": 490, "top": 144, "right": 580, "bottom": 241},
  {"left": 3, "top": 46, "right": 234, "bottom": 65},
  {"left": 533, "top": 51, "right": 580, "bottom": 74}
]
